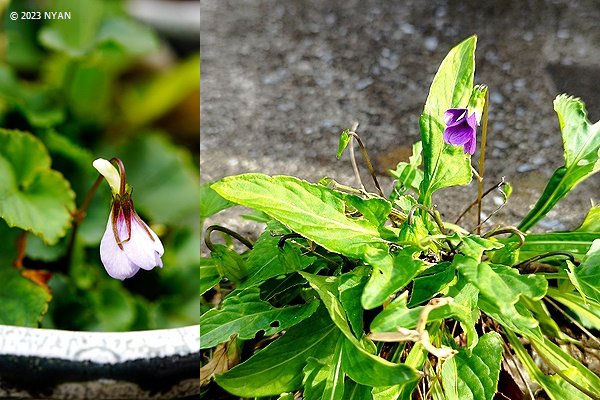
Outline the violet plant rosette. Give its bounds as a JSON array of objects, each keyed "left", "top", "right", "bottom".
[
  {"left": 443, "top": 108, "right": 477, "bottom": 155},
  {"left": 93, "top": 158, "right": 164, "bottom": 280}
]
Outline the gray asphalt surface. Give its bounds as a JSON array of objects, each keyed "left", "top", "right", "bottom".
[{"left": 201, "top": 0, "right": 600, "bottom": 241}]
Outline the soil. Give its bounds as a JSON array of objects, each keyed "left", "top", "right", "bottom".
[{"left": 200, "top": 0, "right": 600, "bottom": 242}]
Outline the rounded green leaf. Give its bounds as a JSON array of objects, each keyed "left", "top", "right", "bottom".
[
  {"left": 0, "top": 267, "right": 52, "bottom": 327},
  {"left": 0, "top": 129, "right": 75, "bottom": 244}
]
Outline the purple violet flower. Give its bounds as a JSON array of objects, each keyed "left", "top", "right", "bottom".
[
  {"left": 443, "top": 108, "right": 477, "bottom": 155},
  {"left": 93, "top": 158, "right": 164, "bottom": 280}
]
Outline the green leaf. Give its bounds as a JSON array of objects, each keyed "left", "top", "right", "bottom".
[
  {"left": 87, "top": 282, "right": 137, "bottom": 331},
  {"left": 573, "top": 238, "right": 600, "bottom": 302},
  {"left": 200, "top": 287, "right": 319, "bottom": 349},
  {"left": 39, "top": 130, "right": 95, "bottom": 170},
  {"left": 200, "top": 258, "right": 220, "bottom": 295},
  {"left": 448, "top": 233, "right": 504, "bottom": 262},
  {"left": 479, "top": 297, "right": 542, "bottom": 338},
  {"left": 0, "top": 266, "right": 52, "bottom": 327},
  {"left": 408, "top": 262, "right": 455, "bottom": 306},
  {"left": 505, "top": 329, "right": 592, "bottom": 400},
  {"left": 519, "top": 95, "right": 600, "bottom": 231},
  {"left": 341, "top": 337, "right": 420, "bottom": 388},
  {"left": 574, "top": 205, "right": 600, "bottom": 232},
  {"left": 210, "top": 244, "right": 248, "bottom": 282},
  {"left": 0, "top": 129, "right": 75, "bottom": 244},
  {"left": 336, "top": 129, "right": 352, "bottom": 159},
  {"left": 372, "top": 342, "right": 428, "bottom": 400},
  {"left": 211, "top": 174, "right": 385, "bottom": 258},
  {"left": 467, "top": 85, "right": 487, "bottom": 123},
  {"left": 507, "top": 231, "right": 597, "bottom": 262},
  {"left": 362, "top": 247, "right": 426, "bottom": 309},
  {"left": 419, "top": 36, "right": 476, "bottom": 206},
  {"left": 441, "top": 332, "right": 502, "bottom": 400},
  {"left": 300, "top": 272, "right": 356, "bottom": 341},
  {"left": 110, "top": 133, "right": 200, "bottom": 224},
  {"left": 323, "top": 338, "right": 346, "bottom": 400},
  {"left": 0, "top": 65, "right": 66, "bottom": 127},
  {"left": 389, "top": 141, "right": 423, "bottom": 199},
  {"left": 216, "top": 306, "right": 341, "bottom": 396},
  {"left": 547, "top": 287, "right": 600, "bottom": 331},
  {"left": 339, "top": 271, "right": 369, "bottom": 338},
  {"left": 120, "top": 55, "right": 200, "bottom": 127},
  {"left": 200, "top": 183, "right": 234, "bottom": 222},
  {"left": 38, "top": 0, "right": 105, "bottom": 57},
  {"left": 530, "top": 336, "right": 600, "bottom": 397},
  {"left": 96, "top": 16, "right": 159, "bottom": 56},
  {"left": 303, "top": 358, "right": 330, "bottom": 400},
  {"left": 237, "top": 221, "right": 315, "bottom": 290},
  {"left": 520, "top": 297, "right": 569, "bottom": 340},
  {"left": 342, "top": 380, "right": 373, "bottom": 400},
  {"left": 455, "top": 256, "right": 547, "bottom": 332},
  {"left": 371, "top": 289, "right": 478, "bottom": 350}
]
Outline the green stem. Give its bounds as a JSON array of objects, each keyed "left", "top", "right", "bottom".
[
  {"left": 476, "top": 89, "right": 489, "bottom": 235},
  {"left": 204, "top": 225, "right": 254, "bottom": 252}
]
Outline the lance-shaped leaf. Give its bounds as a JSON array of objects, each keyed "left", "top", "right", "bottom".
[
  {"left": 300, "top": 272, "right": 420, "bottom": 388},
  {"left": 547, "top": 287, "right": 600, "bottom": 331},
  {"left": 519, "top": 95, "right": 600, "bottom": 231},
  {"left": 339, "top": 271, "right": 369, "bottom": 338},
  {"left": 211, "top": 174, "right": 386, "bottom": 258},
  {"left": 200, "top": 258, "right": 220, "bottom": 295},
  {"left": 216, "top": 306, "right": 341, "bottom": 396},
  {"left": 455, "top": 255, "right": 547, "bottom": 332},
  {"left": 303, "top": 358, "right": 330, "bottom": 400},
  {"left": 236, "top": 221, "right": 315, "bottom": 290},
  {"left": 302, "top": 339, "right": 347, "bottom": 400},
  {"left": 447, "top": 233, "right": 504, "bottom": 262},
  {"left": 418, "top": 36, "right": 476, "bottom": 206},
  {"left": 336, "top": 129, "right": 353, "bottom": 159},
  {"left": 572, "top": 238, "right": 600, "bottom": 303},
  {"left": 530, "top": 336, "right": 600, "bottom": 397},
  {"left": 0, "top": 129, "right": 75, "bottom": 244},
  {"left": 441, "top": 332, "right": 503, "bottom": 400},
  {"left": 408, "top": 262, "right": 455, "bottom": 306},
  {"left": 200, "top": 183, "right": 234, "bottom": 225},
  {"left": 341, "top": 337, "right": 420, "bottom": 388},
  {"left": 200, "top": 287, "right": 319, "bottom": 349},
  {"left": 300, "top": 272, "right": 359, "bottom": 341},
  {"left": 505, "top": 328, "right": 593, "bottom": 400},
  {"left": 342, "top": 380, "right": 373, "bottom": 400},
  {"left": 362, "top": 246, "right": 426, "bottom": 309}
]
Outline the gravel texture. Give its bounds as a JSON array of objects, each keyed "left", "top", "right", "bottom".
[{"left": 200, "top": 0, "right": 600, "bottom": 243}]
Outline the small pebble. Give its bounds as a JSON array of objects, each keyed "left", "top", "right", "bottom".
[
  {"left": 493, "top": 121, "right": 507, "bottom": 131},
  {"left": 356, "top": 78, "right": 374, "bottom": 91},
  {"left": 538, "top": 218, "right": 566, "bottom": 230},
  {"left": 401, "top": 23, "right": 415, "bottom": 35},
  {"left": 523, "top": 32, "right": 534, "bottom": 42},
  {"left": 514, "top": 78, "right": 526, "bottom": 90},
  {"left": 424, "top": 37, "right": 439, "bottom": 51},
  {"left": 517, "top": 164, "right": 533, "bottom": 173},
  {"left": 493, "top": 140, "right": 508, "bottom": 149},
  {"left": 490, "top": 92, "right": 505, "bottom": 104},
  {"left": 532, "top": 156, "right": 546, "bottom": 165},
  {"left": 493, "top": 196, "right": 504, "bottom": 206}
]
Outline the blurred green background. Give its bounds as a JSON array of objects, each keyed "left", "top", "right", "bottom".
[{"left": 0, "top": 0, "right": 200, "bottom": 331}]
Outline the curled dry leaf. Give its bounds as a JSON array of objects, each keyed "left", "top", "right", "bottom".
[{"left": 200, "top": 338, "right": 241, "bottom": 387}]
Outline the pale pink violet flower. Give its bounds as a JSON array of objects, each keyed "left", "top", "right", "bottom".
[{"left": 93, "top": 158, "right": 164, "bottom": 280}]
